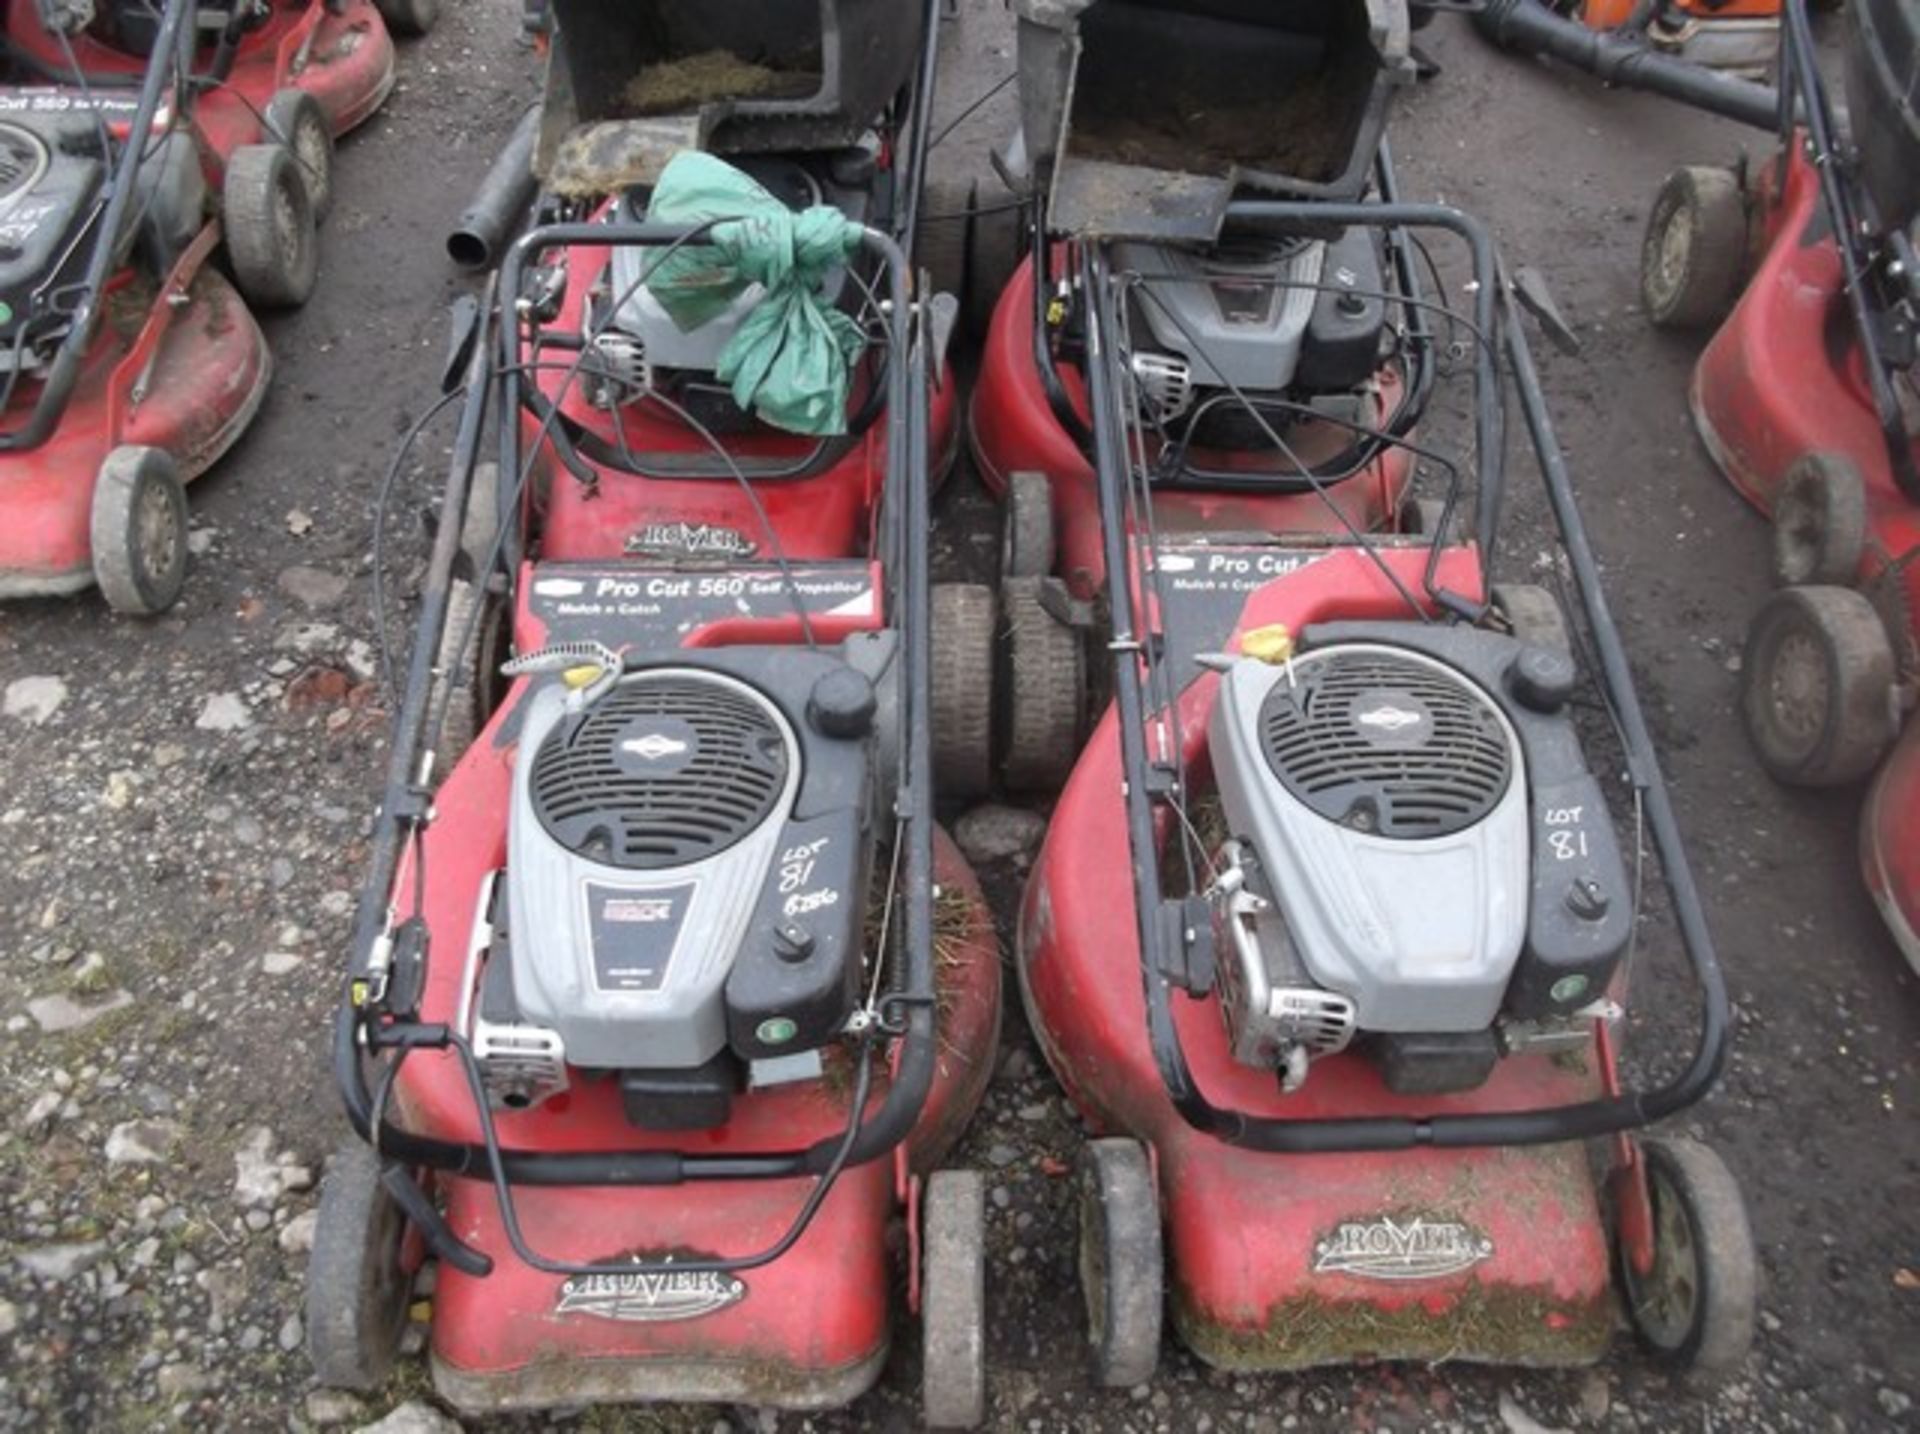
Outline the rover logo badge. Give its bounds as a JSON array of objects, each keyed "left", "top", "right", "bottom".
[
  {"left": 620, "top": 732, "right": 690, "bottom": 761},
  {"left": 555, "top": 1268, "right": 747, "bottom": 1323},
  {"left": 1356, "top": 704, "right": 1422, "bottom": 733},
  {"left": 625, "top": 521, "right": 757, "bottom": 561},
  {"left": 1312, "top": 1216, "right": 1493, "bottom": 1281}
]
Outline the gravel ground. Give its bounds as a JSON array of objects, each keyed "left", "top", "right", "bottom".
[{"left": 1, "top": 3, "right": 1915, "bottom": 1432}]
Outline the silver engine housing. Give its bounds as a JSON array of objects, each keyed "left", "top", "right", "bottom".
[
  {"left": 1208, "top": 644, "right": 1531, "bottom": 1070},
  {"left": 503, "top": 667, "right": 800, "bottom": 1070},
  {"left": 1114, "top": 235, "right": 1325, "bottom": 408}
]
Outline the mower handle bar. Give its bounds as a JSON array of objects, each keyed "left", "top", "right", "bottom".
[
  {"left": 1083, "top": 198, "right": 1731, "bottom": 1154},
  {"left": 337, "top": 219, "right": 944, "bottom": 1189}
]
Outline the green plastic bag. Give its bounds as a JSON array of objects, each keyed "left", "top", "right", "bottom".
[{"left": 643, "top": 151, "right": 865, "bottom": 436}]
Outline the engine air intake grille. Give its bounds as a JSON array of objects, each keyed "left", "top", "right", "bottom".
[
  {"left": 0, "top": 123, "right": 47, "bottom": 206},
  {"left": 530, "top": 673, "right": 790, "bottom": 870},
  {"left": 1258, "top": 647, "right": 1511, "bottom": 839}
]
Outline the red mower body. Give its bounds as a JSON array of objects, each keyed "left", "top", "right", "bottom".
[
  {"left": 387, "top": 574, "right": 1001, "bottom": 1412},
  {"left": 0, "top": 223, "right": 269, "bottom": 597},
  {"left": 1689, "top": 143, "right": 1920, "bottom": 968},
  {"left": 531, "top": 242, "right": 958, "bottom": 565},
  {"left": 4, "top": 0, "right": 396, "bottom": 143},
  {"left": 969, "top": 256, "right": 1415, "bottom": 599},
  {"left": 1020, "top": 545, "right": 1621, "bottom": 1368}
]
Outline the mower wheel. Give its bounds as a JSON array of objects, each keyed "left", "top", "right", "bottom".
[
  {"left": 374, "top": 0, "right": 438, "bottom": 36},
  {"left": 916, "top": 176, "right": 972, "bottom": 304},
  {"left": 1620, "top": 1136, "right": 1758, "bottom": 1379},
  {"left": 1641, "top": 166, "right": 1748, "bottom": 330},
  {"left": 264, "top": 88, "right": 334, "bottom": 220},
  {"left": 921, "top": 1169, "right": 987, "bottom": 1429},
  {"left": 968, "top": 185, "right": 1022, "bottom": 340},
  {"left": 1491, "top": 582, "right": 1572, "bottom": 655},
  {"left": 931, "top": 584, "right": 997, "bottom": 800},
  {"left": 429, "top": 577, "right": 509, "bottom": 784},
  {"left": 223, "top": 143, "right": 318, "bottom": 310},
  {"left": 1077, "top": 1138, "right": 1162, "bottom": 1388},
  {"left": 999, "top": 577, "right": 1084, "bottom": 793},
  {"left": 1001, "top": 470, "right": 1055, "bottom": 580},
  {"left": 1741, "top": 585, "right": 1896, "bottom": 787},
  {"left": 1772, "top": 452, "right": 1868, "bottom": 587},
  {"left": 90, "top": 445, "right": 188, "bottom": 615},
  {"left": 306, "top": 1142, "right": 413, "bottom": 1391},
  {"left": 1397, "top": 492, "right": 1455, "bottom": 542}
]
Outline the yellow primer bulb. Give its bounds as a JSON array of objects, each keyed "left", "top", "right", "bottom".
[
  {"left": 562, "top": 664, "right": 604, "bottom": 690},
  {"left": 1240, "top": 624, "right": 1295, "bottom": 665}
]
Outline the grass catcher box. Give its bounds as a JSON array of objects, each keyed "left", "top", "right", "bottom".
[
  {"left": 1014, "top": 0, "right": 1414, "bottom": 240},
  {"left": 535, "top": 0, "right": 926, "bottom": 195}
]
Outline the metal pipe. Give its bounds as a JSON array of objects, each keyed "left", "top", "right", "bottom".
[
  {"left": 1475, "top": 0, "right": 1781, "bottom": 131},
  {"left": 446, "top": 105, "right": 541, "bottom": 271}
]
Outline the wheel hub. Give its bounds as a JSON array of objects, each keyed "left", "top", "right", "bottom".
[
  {"left": 1630, "top": 1170, "right": 1700, "bottom": 1350},
  {"left": 135, "top": 479, "right": 178, "bottom": 580},
  {"left": 1766, "top": 630, "right": 1829, "bottom": 750}
]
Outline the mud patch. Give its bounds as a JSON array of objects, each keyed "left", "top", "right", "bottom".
[{"left": 619, "top": 50, "right": 814, "bottom": 116}]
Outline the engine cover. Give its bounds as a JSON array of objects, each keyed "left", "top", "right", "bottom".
[
  {"left": 1210, "top": 642, "right": 1531, "bottom": 1033},
  {"left": 0, "top": 102, "right": 106, "bottom": 359},
  {"left": 0, "top": 92, "right": 209, "bottom": 367},
  {"left": 506, "top": 655, "right": 873, "bottom": 1072},
  {"left": 1116, "top": 235, "right": 1325, "bottom": 395}
]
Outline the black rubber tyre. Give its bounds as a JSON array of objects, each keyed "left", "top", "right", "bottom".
[
  {"left": 375, "top": 0, "right": 438, "bottom": 36},
  {"left": 1741, "top": 585, "right": 1896, "bottom": 787},
  {"left": 306, "top": 1142, "right": 412, "bottom": 1392},
  {"left": 263, "top": 88, "right": 334, "bottom": 219},
  {"left": 968, "top": 184, "right": 1022, "bottom": 340},
  {"left": 999, "top": 577, "right": 1084, "bottom": 793},
  {"left": 1772, "top": 452, "right": 1868, "bottom": 587},
  {"left": 916, "top": 176, "right": 972, "bottom": 305},
  {"left": 1000, "top": 470, "right": 1055, "bottom": 580},
  {"left": 1077, "top": 1138, "right": 1162, "bottom": 1389},
  {"left": 921, "top": 1169, "right": 987, "bottom": 1429},
  {"left": 1620, "top": 1136, "right": 1758, "bottom": 1380},
  {"left": 1397, "top": 492, "right": 1454, "bottom": 542},
  {"left": 931, "top": 584, "right": 997, "bottom": 800},
  {"left": 428, "top": 577, "right": 509, "bottom": 785},
  {"left": 1641, "top": 166, "right": 1748, "bottom": 330},
  {"left": 1491, "top": 582, "right": 1572, "bottom": 655},
  {"left": 223, "top": 143, "right": 318, "bottom": 310},
  {"left": 90, "top": 445, "right": 188, "bottom": 615}
]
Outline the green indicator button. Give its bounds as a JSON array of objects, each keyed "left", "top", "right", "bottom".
[
  {"left": 1550, "top": 974, "right": 1590, "bottom": 1006},
  {"left": 756, "top": 1016, "right": 798, "bottom": 1046}
]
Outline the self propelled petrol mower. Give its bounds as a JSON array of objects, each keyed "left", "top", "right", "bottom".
[
  {"left": 308, "top": 2, "right": 1001, "bottom": 1425},
  {"left": 0, "top": 0, "right": 326, "bottom": 610},
  {"left": 986, "top": 0, "right": 1758, "bottom": 1384},
  {"left": 1638, "top": 0, "right": 1920, "bottom": 970}
]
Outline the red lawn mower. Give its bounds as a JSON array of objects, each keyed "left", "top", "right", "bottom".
[
  {"left": 308, "top": 1, "right": 1002, "bottom": 1425},
  {"left": 983, "top": 0, "right": 1756, "bottom": 1385},
  {"left": 0, "top": 0, "right": 327, "bottom": 611},
  {"left": 1638, "top": 0, "right": 1920, "bottom": 971}
]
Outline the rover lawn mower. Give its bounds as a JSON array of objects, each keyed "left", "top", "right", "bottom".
[
  {"left": 954, "top": 0, "right": 1439, "bottom": 796},
  {"left": 308, "top": 2, "right": 1002, "bottom": 1424},
  {"left": 0, "top": 0, "right": 323, "bottom": 610},
  {"left": 1638, "top": 0, "right": 1919, "bottom": 970},
  {"left": 987, "top": 0, "right": 1756, "bottom": 1384}
]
